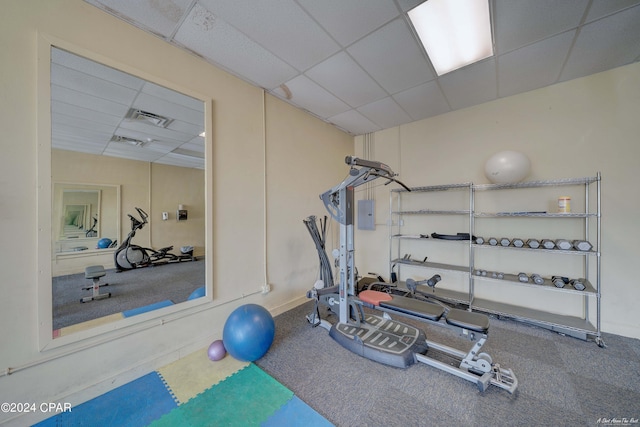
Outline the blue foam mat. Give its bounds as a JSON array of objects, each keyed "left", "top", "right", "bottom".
[
  {"left": 34, "top": 372, "right": 177, "bottom": 427},
  {"left": 262, "top": 396, "right": 334, "bottom": 427},
  {"left": 122, "top": 300, "right": 174, "bottom": 317}
]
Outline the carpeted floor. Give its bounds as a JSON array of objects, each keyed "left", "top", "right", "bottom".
[
  {"left": 255, "top": 301, "right": 640, "bottom": 426},
  {"left": 52, "top": 260, "right": 205, "bottom": 330}
]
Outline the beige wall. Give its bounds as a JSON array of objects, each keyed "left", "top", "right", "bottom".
[
  {"left": 355, "top": 61, "right": 640, "bottom": 340},
  {"left": 0, "top": 2, "right": 352, "bottom": 425}
]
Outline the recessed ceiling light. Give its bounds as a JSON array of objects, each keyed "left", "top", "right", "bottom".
[
  {"left": 408, "top": 0, "right": 493, "bottom": 76},
  {"left": 110, "top": 135, "right": 149, "bottom": 147}
]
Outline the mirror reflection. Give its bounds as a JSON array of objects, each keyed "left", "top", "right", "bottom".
[{"left": 50, "top": 47, "right": 206, "bottom": 337}]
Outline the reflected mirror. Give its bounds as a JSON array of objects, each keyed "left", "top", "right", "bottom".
[{"left": 50, "top": 47, "right": 207, "bottom": 338}]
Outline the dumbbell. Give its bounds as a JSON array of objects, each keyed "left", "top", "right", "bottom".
[
  {"left": 474, "top": 270, "right": 487, "bottom": 276},
  {"left": 530, "top": 274, "right": 544, "bottom": 285},
  {"left": 571, "top": 278, "right": 586, "bottom": 291},
  {"left": 552, "top": 276, "right": 570, "bottom": 288},
  {"left": 541, "top": 239, "right": 556, "bottom": 250},
  {"left": 488, "top": 237, "right": 498, "bottom": 246},
  {"left": 573, "top": 240, "right": 593, "bottom": 252},
  {"left": 512, "top": 238, "right": 525, "bottom": 248},
  {"left": 475, "top": 236, "right": 485, "bottom": 245},
  {"left": 500, "top": 238, "right": 511, "bottom": 247},
  {"left": 555, "top": 239, "right": 573, "bottom": 250},
  {"left": 490, "top": 271, "right": 504, "bottom": 279},
  {"left": 526, "top": 239, "right": 541, "bottom": 249},
  {"left": 518, "top": 272, "right": 529, "bottom": 283}
]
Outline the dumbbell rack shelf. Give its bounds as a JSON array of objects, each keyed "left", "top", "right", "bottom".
[{"left": 389, "top": 174, "right": 603, "bottom": 347}]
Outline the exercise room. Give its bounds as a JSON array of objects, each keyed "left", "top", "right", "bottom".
[{"left": 1, "top": 1, "right": 639, "bottom": 426}]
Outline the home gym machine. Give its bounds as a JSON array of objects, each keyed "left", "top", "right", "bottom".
[
  {"left": 114, "top": 207, "right": 196, "bottom": 271},
  {"left": 305, "top": 156, "right": 517, "bottom": 393}
]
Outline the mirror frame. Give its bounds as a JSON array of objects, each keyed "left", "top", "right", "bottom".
[{"left": 37, "top": 34, "right": 214, "bottom": 351}]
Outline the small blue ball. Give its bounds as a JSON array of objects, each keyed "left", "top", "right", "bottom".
[
  {"left": 188, "top": 286, "right": 206, "bottom": 300},
  {"left": 223, "top": 304, "right": 275, "bottom": 362},
  {"left": 96, "top": 238, "right": 112, "bottom": 249}
]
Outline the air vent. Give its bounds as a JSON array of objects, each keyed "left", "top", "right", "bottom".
[
  {"left": 111, "top": 135, "right": 148, "bottom": 147},
  {"left": 125, "top": 108, "right": 174, "bottom": 128}
]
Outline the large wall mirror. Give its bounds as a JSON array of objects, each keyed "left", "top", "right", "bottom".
[{"left": 39, "top": 41, "right": 212, "bottom": 349}]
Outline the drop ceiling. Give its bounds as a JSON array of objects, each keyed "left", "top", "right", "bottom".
[
  {"left": 51, "top": 47, "right": 206, "bottom": 169},
  {"left": 68, "top": 0, "right": 640, "bottom": 157}
]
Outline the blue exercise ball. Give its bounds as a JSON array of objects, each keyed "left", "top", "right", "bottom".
[
  {"left": 222, "top": 304, "right": 275, "bottom": 362},
  {"left": 96, "top": 238, "right": 112, "bottom": 249},
  {"left": 188, "top": 286, "right": 206, "bottom": 300}
]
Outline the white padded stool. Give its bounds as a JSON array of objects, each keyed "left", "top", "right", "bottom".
[{"left": 81, "top": 265, "right": 111, "bottom": 303}]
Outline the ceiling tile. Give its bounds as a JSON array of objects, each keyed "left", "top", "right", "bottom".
[
  {"left": 495, "top": 0, "right": 588, "bottom": 54},
  {"left": 85, "top": 0, "right": 192, "bottom": 38},
  {"left": 439, "top": 59, "right": 497, "bottom": 111},
  {"left": 357, "top": 97, "right": 413, "bottom": 130},
  {"left": 199, "top": 0, "right": 340, "bottom": 71},
  {"left": 155, "top": 153, "right": 204, "bottom": 169},
  {"left": 173, "top": 3, "right": 298, "bottom": 89},
  {"left": 328, "top": 110, "right": 381, "bottom": 135},
  {"left": 348, "top": 18, "right": 433, "bottom": 95},
  {"left": 51, "top": 85, "right": 130, "bottom": 119},
  {"left": 52, "top": 113, "right": 118, "bottom": 136},
  {"left": 306, "top": 51, "right": 387, "bottom": 108},
  {"left": 141, "top": 81, "right": 204, "bottom": 112},
  {"left": 561, "top": 4, "right": 640, "bottom": 81},
  {"left": 498, "top": 31, "right": 576, "bottom": 98},
  {"left": 392, "top": 80, "right": 450, "bottom": 121},
  {"left": 297, "top": 0, "right": 399, "bottom": 47},
  {"left": 275, "top": 75, "right": 350, "bottom": 119},
  {"left": 585, "top": 0, "right": 640, "bottom": 22},
  {"left": 52, "top": 48, "right": 145, "bottom": 89},
  {"left": 51, "top": 64, "right": 139, "bottom": 105},
  {"left": 397, "top": 0, "right": 425, "bottom": 13}
]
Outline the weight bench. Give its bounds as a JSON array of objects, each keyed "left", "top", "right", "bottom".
[
  {"left": 356, "top": 289, "right": 517, "bottom": 393},
  {"left": 359, "top": 290, "right": 489, "bottom": 334},
  {"left": 81, "top": 265, "right": 111, "bottom": 303}
]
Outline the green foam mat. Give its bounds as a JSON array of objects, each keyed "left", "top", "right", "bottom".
[{"left": 150, "top": 363, "right": 293, "bottom": 426}]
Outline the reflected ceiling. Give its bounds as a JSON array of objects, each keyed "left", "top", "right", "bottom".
[
  {"left": 84, "top": 0, "right": 640, "bottom": 136},
  {"left": 51, "top": 48, "right": 205, "bottom": 169}
]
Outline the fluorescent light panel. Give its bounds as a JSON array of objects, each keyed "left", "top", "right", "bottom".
[{"left": 409, "top": 0, "right": 493, "bottom": 76}]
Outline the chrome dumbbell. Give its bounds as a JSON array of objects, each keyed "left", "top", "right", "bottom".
[
  {"left": 555, "top": 239, "right": 573, "bottom": 250},
  {"left": 518, "top": 272, "right": 529, "bottom": 283},
  {"left": 530, "top": 274, "right": 544, "bottom": 285},
  {"left": 475, "top": 236, "right": 485, "bottom": 245},
  {"left": 512, "top": 238, "right": 525, "bottom": 248},
  {"left": 571, "top": 278, "right": 586, "bottom": 291},
  {"left": 500, "top": 238, "right": 511, "bottom": 247},
  {"left": 488, "top": 237, "right": 498, "bottom": 246},
  {"left": 527, "top": 239, "right": 541, "bottom": 249},
  {"left": 573, "top": 240, "right": 593, "bottom": 252},
  {"left": 552, "top": 276, "right": 569, "bottom": 288},
  {"left": 541, "top": 239, "right": 556, "bottom": 250}
]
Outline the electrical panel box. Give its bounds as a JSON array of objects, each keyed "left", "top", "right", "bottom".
[{"left": 358, "top": 199, "right": 375, "bottom": 230}]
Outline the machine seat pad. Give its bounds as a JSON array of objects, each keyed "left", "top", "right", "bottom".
[
  {"left": 359, "top": 290, "right": 393, "bottom": 306},
  {"left": 445, "top": 309, "right": 489, "bottom": 334},
  {"left": 379, "top": 296, "right": 445, "bottom": 322},
  {"left": 85, "top": 265, "right": 106, "bottom": 279}
]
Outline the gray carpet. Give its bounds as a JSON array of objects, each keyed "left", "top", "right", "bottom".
[
  {"left": 52, "top": 260, "right": 205, "bottom": 330},
  {"left": 256, "top": 301, "right": 640, "bottom": 427}
]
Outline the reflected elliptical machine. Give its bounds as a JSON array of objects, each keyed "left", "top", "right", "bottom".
[
  {"left": 306, "top": 156, "right": 517, "bottom": 393},
  {"left": 114, "top": 207, "right": 196, "bottom": 271}
]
